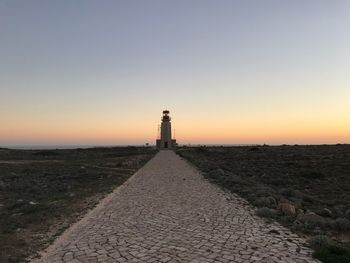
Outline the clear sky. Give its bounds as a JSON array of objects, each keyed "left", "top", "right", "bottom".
[{"left": 1, "top": 0, "right": 349, "bottom": 146}]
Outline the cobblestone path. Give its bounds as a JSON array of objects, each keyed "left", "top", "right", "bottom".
[{"left": 35, "top": 151, "right": 317, "bottom": 263}]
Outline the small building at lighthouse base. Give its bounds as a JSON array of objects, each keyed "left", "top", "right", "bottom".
[{"left": 156, "top": 139, "right": 177, "bottom": 149}]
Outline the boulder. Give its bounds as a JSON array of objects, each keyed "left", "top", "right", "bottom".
[
  {"left": 299, "top": 211, "right": 326, "bottom": 226},
  {"left": 278, "top": 202, "right": 296, "bottom": 216}
]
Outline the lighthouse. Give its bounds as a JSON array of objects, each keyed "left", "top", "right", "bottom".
[{"left": 156, "top": 110, "right": 176, "bottom": 149}]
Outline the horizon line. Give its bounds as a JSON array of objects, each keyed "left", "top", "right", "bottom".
[{"left": 1, "top": 143, "right": 349, "bottom": 150}]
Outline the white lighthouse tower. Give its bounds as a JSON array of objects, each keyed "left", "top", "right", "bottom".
[{"left": 156, "top": 110, "right": 176, "bottom": 149}]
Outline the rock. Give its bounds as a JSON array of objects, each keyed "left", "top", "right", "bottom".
[
  {"left": 299, "top": 211, "right": 326, "bottom": 226},
  {"left": 317, "top": 208, "right": 332, "bottom": 217},
  {"left": 278, "top": 202, "right": 296, "bottom": 216}
]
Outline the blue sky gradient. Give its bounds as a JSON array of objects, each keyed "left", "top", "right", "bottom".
[{"left": 1, "top": 1, "right": 349, "bottom": 146}]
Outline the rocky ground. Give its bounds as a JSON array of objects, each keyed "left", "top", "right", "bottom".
[
  {"left": 0, "top": 146, "right": 157, "bottom": 263},
  {"left": 177, "top": 144, "right": 350, "bottom": 263}
]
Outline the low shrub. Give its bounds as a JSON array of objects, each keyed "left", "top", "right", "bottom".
[
  {"left": 313, "top": 244, "right": 350, "bottom": 263},
  {"left": 280, "top": 188, "right": 295, "bottom": 198},
  {"left": 253, "top": 196, "right": 277, "bottom": 208},
  {"left": 256, "top": 207, "right": 277, "bottom": 218},
  {"left": 346, "top": 210, "right": 350, "bottom": 220},
  {"left": 332, "top": 218, "right": 350, "bottom": 231},
  {"left": 300, "top": 171, "right": 325, "bottom": 179},
  {"left": 308, "top": 235, "right": 334, "bottom": 250},
  {"left": 281, "top": 215, "right": 295, "bottom": 224},
  {"left": 308, "top": 235, "right": 350, "bottom": 263}
]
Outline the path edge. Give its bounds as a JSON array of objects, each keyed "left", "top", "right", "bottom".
[{"left": 31, "top": 152, "right": 159, "bottom": 262}]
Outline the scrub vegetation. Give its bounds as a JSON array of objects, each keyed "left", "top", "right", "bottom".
[
  {"left": 177, "top": 144, "right": 350, "bottom": 263},
  {"left": 0, "top": 146, "right": 157, "bottom": 263}
]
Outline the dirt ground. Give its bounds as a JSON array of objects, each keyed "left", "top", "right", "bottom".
[{"left": 0, "top": 147, "right": 157, "bottom": 263}]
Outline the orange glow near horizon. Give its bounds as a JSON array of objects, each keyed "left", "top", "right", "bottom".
[{"left": 1, "top": 112, "right": 349, "bottom": 146}]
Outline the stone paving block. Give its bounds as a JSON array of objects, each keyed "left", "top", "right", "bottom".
[{"left": 33, "top": 151, "right": 319, "bottom": 263}]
